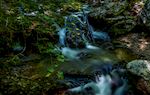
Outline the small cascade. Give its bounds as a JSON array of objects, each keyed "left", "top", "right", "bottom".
[
  {"left": 64, "top": 65, "right": 129, "bottom": 95},
  {"left": 57, "top": 5, "right": 112, "bottom": 60},
  {"left": 58, "top": 5, "right": 111, "bottom": 49}
]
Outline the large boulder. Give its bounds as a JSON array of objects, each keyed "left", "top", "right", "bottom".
[
  {"left": 127, "top": 60, "right": 150, "bottom": 95},
  {"left": 127, "top": 60, "right": 150, "bottom": 80},
  {"left": 89, "top": 0, "right": 137, "bottom": 34},
  {"left": 88, "top": 0, "right": 150, "bottom": 35}
]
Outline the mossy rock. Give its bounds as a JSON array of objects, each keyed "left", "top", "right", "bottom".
[{"left": 89, "top": 0, "right": 137, "bottom": 35}]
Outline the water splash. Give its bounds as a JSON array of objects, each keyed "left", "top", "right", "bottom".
[{"left": 65, "top": 72, "right": 128, "bottom": 95}]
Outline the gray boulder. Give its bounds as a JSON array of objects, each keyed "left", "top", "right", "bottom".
[
  {"left": 127, "top": 60, "right": 150, "bottom": 95},
  {"left": 127, "top": 60, "right": 150, "bottom": 80}
]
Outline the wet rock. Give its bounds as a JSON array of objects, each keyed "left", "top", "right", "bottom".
[
  {"left": 62, "top": 14, "right": 88, "bottom": 48},
  {"left": 127, "top": 60, "right": 150, "bottom": 95}
]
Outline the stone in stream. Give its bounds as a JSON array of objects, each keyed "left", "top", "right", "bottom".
[
  {"left": 127, "top": 60, "right": 150, "bottom": 81},
  {"left": 126, "top": 60, "right": 150, "bottom": 95}
]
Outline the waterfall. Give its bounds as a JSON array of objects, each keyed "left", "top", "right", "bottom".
[{"left": 57, "top": 4, "right": 111, "bottom": 60}]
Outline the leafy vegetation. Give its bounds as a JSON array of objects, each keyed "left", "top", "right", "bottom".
[
  {"left": 0, "top": 0, "right": 82, "bottom": 56},
  {"left": 0, "top": 0, "right": 82, "bottom": 94}
]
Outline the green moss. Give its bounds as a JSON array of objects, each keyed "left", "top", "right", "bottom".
[{"left": 62, "top": 1, "right": 82, "bottom": 12}]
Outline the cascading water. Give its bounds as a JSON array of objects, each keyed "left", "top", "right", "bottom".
[
  {"left": 57, "top": 5, "right": 111, "bottom": 60},
  {"left": 57, "top": 4, "right": 112, "bottom": 68},
  {"left": 64, "top": 64, "right": 129, "bottom": 95},
  {"left": 56, "top": 4, "right": 130, "bottom": 95}
]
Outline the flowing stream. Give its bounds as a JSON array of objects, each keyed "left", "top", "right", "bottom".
[{"left": 56, "top": 4, "right": 135, "bottom": 95}]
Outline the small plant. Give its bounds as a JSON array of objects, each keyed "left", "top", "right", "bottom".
[{"left": 46, "top": 66, "right": 64, "bottom": 80}]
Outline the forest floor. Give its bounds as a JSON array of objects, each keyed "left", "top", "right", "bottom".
[{"left": 0, "top": 55, "right": 64, "bottom": 95}]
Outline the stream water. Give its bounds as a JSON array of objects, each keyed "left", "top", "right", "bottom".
[{"left": 55, "top": 4, "right": 136, "bottom": 95}]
